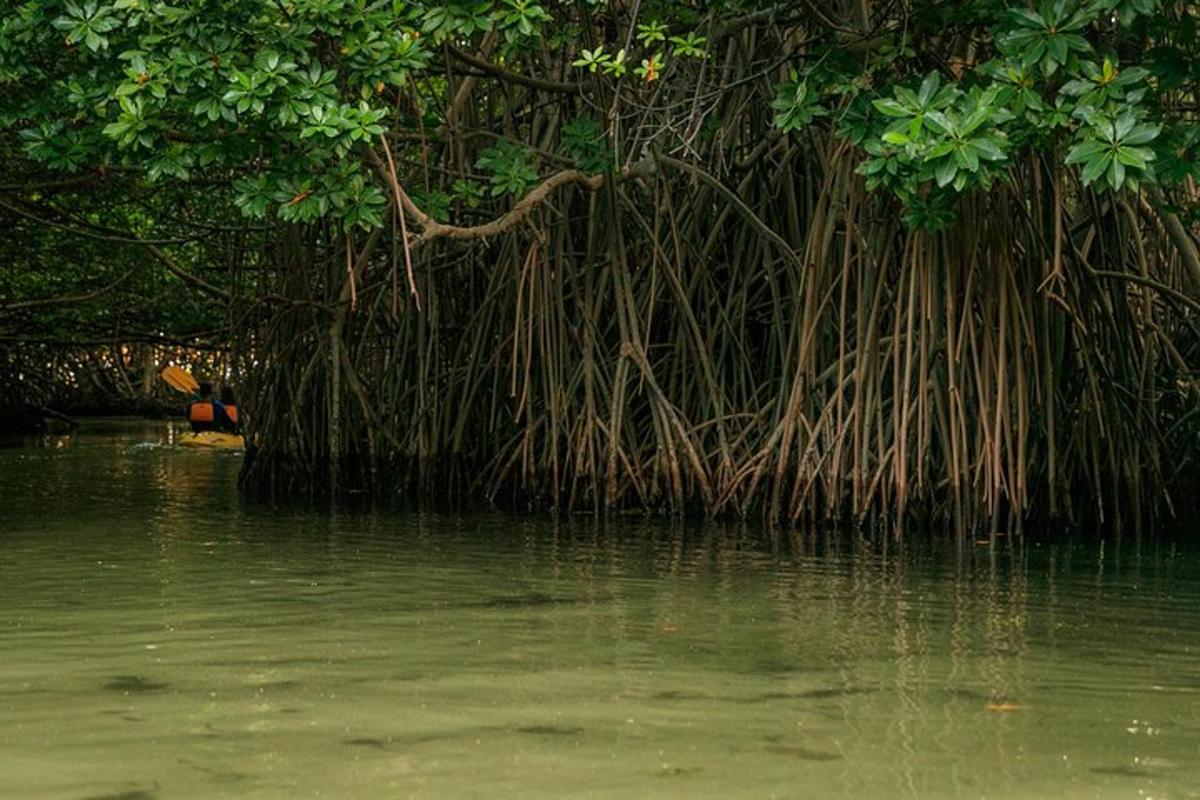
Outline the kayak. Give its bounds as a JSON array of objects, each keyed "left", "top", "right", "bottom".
[{"left": 179, "top": 431, "right": 245, "bottom": 450}]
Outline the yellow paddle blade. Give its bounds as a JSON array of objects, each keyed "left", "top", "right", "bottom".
[{"left": 161, "top": 365, "right": 200, "bottom": 394}]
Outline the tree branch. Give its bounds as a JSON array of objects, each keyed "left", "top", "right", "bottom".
[
  {"left": 369, "top": 147, "right": 655, "bottom": 247},
  {"left": 653, "top": 151, "right": 804, "bottom": 272},
  {"left": 0, "top": 166, "right": 142, "bottom": 196},
  {"left": 446, "top": 44, "right": 583, "bottom": 94},
  {"left": 143, "top": 243, "right": 231, "bottom": 300},
  {"left": 1, "top": 269, "right": 134, "bottom": 312},
  {"left": 1148, "top": 189, "right": 1200, "bottom": 298}
]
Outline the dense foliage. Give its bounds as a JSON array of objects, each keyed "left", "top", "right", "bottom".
[
  {"left": 4, "top": 1, "right": 1200, "bottom": 530},
  {"left": 4, "top": 1, "right": 1199, "bottom": 228}
]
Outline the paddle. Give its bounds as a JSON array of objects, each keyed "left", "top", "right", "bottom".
[{"left": 161, "top": 365, "right": 200, "bottom": 395}]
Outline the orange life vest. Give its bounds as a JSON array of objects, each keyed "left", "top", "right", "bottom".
[
  {"left": 225, "top": 405, "right": 239, "bottom": 424},
  {"left": 189, "top": 401, "right": 215, "bottom": 423}
]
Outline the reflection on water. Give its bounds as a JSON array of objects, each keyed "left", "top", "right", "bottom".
[{"left": 1, "top": 421, "right": 1199, "bottom": 799}]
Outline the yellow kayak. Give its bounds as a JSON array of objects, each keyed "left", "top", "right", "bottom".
[{"left": 179, "top": 431, "right": 245, "bottom": 450}]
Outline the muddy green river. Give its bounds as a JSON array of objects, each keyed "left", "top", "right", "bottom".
[{"left": 1, "top": 420, "right": 1199, "bottom": 799}]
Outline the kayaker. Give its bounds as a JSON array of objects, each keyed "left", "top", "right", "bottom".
[
  {"left": 218, "top": 385, "right": 241, "bottom": 434},
  {"left": 187, "top": 381, "right": 230, "bottom": 433}
]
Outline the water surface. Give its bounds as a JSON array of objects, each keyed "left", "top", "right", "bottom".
[{"left": 2, "top": 421, "right": 1199, "bottom": 798}]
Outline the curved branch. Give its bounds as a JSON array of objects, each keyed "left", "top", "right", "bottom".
[
  {"left": 369, "top": 147, "right": 656, "bottom": 246},
  {"left": 1089, "top": 269, "right": 1200, "bottom": 317},
  {"left": 447, "top": 44, "right": 582, "bottom": 94},
  {"left": 0, "top": 198, "right": 198, "bottom": 245},
  {"left": 652, "top": 151, "right": 804, "bottom": 272},
  {"left": 1148, "top": 189, "right": 1200, "bottom": 298},
  {"left": 714, "top": 3, "right": 831, "bottom": 39},
  {"left": 0, "top": 166, "right": 141, "bottom": 196},
  {"left": 143, "top": 243, "right": 231, "bottom": 300},
  {"left": 1, "top": 269, "right": 134, "bottom": 312}
]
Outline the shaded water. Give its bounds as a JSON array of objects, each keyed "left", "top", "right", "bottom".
[{"left": 2, "top": 420, "right": 1199, "bottom": 799}]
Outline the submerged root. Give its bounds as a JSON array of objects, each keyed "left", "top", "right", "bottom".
[{"left": 236, "top": 164, "right": 1200, "bottom": 534}]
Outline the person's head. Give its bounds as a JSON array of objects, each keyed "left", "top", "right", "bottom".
[
  {"left": 219, "top": 386, "right": 236, "bottom": 405},
  {"left": 198, "top": 381, "right": 213, "bottom": 398}
]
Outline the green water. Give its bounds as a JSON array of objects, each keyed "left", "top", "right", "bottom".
[{"left": 2, "top": 421, "right": 1199, "bottom": 799}]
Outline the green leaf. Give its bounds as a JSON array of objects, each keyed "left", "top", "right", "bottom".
[
  {"left": 924, "top": 111, "right": 954, "bottom": 135},
  {"left": 1115, "top": 146, "right": 1149, "bottom": 169},
  {"left": 1060, "top": 79, "right": 1093, "bottom": 96},
  {"left": 1123, "top": 123, "right": 1161, "bottom": 145},
  {"left": 1010, "top": 8, "right": 1045, "bottom": 27},
  {"left": 917, "top": 72, "right": 940, "bottom": 105},
  {"left": 1065, "top": 140, "right": 1106, "bottom": 164},
  {"left": 1109, "top": 157, "right": 1126, "bottom": 188},
  {"left": 1080, "top": 153, "right": 1111, "bottom": 184},
  {"left": 1114, "top": 113, "right": 1137, "bottom": 140},
  {"left": 969, "top": 138, "right": 1006, "bottom": 161},
  {"left": 960, "top": 147, "right": 980, "bottom": 171},
  {"left": 872, "top": 99, "right": 911, "bottom": 118},
  {"left": 935, "top": 158, "right": 957, "bottom": 187},
  {"left": 927, "top": 141, "right": 955, "bottom": 159}
]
